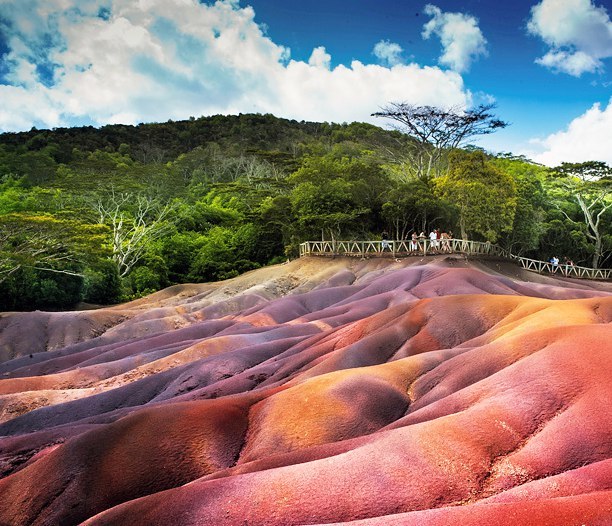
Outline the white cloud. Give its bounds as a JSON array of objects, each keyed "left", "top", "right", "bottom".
[
  {"left": 277, "top": 61, "right": 469, "bottom": 124},
  {"left": 0, "top": 84, "right": 63, "bottom": 130},
  {"left": 373, "top": 40, "right": 404, "bottom": 66},
  {"left": 529, "top": 98, "right": 612, "bottom": 165},
  {"left": 0, "top": 0, "right": 472, "bottom": 133},
  {"left": 536, "top": 49, "right": 600, "bottom": 75},
  {"left": 422, "top": 4, "right": 488, "bottom": 73},
  {"left": 308, "top": 46, "right": 331, "bottom": 69},
  {"left": 527, "top": 0, "right": 612, "bottom": 76}
]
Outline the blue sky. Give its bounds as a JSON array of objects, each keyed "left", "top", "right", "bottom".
[
  {"left": 246, "top": 0, "right": 612, "bottom": 153},
  {"left": 0, "top": 0, "right": 611, "bottom": 165}
]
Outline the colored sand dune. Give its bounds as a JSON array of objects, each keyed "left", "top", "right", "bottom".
[{"left": 0, "top": 256, "right": 611, "bottom": 525}]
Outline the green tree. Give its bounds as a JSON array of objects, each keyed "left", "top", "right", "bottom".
[
  {"left": 549, "top": 161, "right": 612, "bottom": 268},
  {"left": 0, "top": 213, "right": 107, "bottom": 284},
  {"left": 289, "top": 155, "right": 378, "bottom": 241},
  {"left": 0, "top": 267, "right": 84, "bottom": 311},
  {"left": 435, "top": 150, "right": 516, "bottom": 242},
  {"left": 82, "top": 259, "right": 122, "bottom": 305},
  {"left": 257, "top": 195, "right": 293, "bottom": 257},
  {"left": 291, "top": 179, "right": 369, "bottom": 242},
  {"left": 0, "top": 177, "right": 39, "bottom": 213},
  {"left": 381, "top": 177, "right": 449, "bottom": 239},
  {"left": 491, "top": 155, "right": 547, "bottom": 255},
  {"left": 2, "top": 150, "right": 57, "bottom": 185},
  {"left": 188, "top": 226, "right": 260, "bottom": 282},
  {"left": 160, "top": 231, "right": 207, "bottom": 282}
]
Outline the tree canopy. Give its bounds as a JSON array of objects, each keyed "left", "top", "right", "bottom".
[
  {"left": 372, "top": 103, "right": 507, "bottom": 179},
  {"left": 549, "top": 161, "right": 612, "bottom": 268},
  {"left": 435, "top": 150, "right": 516, "bottom": 242}
]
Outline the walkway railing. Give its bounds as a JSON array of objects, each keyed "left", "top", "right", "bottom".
[{"left": 299, "top": 239, "right": 612, "bottom": 281}]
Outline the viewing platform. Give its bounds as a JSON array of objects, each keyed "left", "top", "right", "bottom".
[{"left": 299, "top": 239, "right": 612, "bottom": 281}]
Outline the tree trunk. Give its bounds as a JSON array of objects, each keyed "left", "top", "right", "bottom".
[
  {"left": 460, "top": 216, "right": 467, "bottom": 240},
  {"left": 592, "top": 233, "right": 602, "bottom": 269}
]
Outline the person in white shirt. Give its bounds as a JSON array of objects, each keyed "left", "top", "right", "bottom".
[
  {"left": 429, "top": 230, "right": 438, "bottom": 251},
  {"left": 550, "top": 256, "right": 559, "bottom": 272}
]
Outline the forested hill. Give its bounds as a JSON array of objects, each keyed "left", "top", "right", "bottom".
[
  {"left": 0, "top": 113, "right": 408, "bottom": 168},
  {"left": 0, "top": 113, "right": 610, "bottom": 311}
]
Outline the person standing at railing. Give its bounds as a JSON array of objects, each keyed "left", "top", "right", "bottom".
[
  {"left": 429, "top": 229, "right": 438, "bottom": 252},
  {"left": 549, "top": 256, "right": 559, "bottom": 273},
  {"left": 419, "top": 232, "right": 426, "bottom": 254},
  {"left": 381, "top": 231, "right": 390, "bottom": 252},
  {"left": 441, "top": 231, "right": 452, "bottom": 253},
  {"left": 410, "top": 231, "right": 419, "bottom": 254}
]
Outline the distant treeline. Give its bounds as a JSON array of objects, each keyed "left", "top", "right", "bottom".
[
  {"left": 0, "top": 113, "right": 410, "bottom": 167},
  {"left": 0, "top": 113, "right": 609, "bottom": 310}
]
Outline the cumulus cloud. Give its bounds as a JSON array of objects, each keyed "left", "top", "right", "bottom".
[
  {"left": 0, "top": 0, "right": 471, "bottom": 132},
  {"left": 530, "top": 98, "right": 612, "bottom": 165},
  {"left": 308, "top": 46, "right": 331, "bottom": 69},
  {"left": 373, "top": 40, "right": 404, "bottom": 66},
  {"left": 422, "top": 4, "right": 488, "bottom": 73},
  {"left": 527, "top": 0, "right": 612, "bottom": 76}
]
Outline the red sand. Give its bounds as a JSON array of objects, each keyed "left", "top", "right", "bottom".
[{"left": 0, "top": 257, "right": 610, "bottom": 525}]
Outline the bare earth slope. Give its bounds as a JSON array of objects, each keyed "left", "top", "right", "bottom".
[{"left": 0, "top": 256, "right": 610, "bottom": 525}]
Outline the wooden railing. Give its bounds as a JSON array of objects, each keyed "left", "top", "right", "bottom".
[{"left": 299, "top": 239, "right": 612, "bottom": 281}]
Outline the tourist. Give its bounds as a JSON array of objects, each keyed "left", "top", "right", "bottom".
[
  {"left": 440, "top": 231, "right": 451, "bottom": 253},
  {"left": 549, "top": 256, "right": 559, "bottom": 273},
  {"left": 381, "top": 231, "right": 390, "bottom": 251},
  {"left": 429, "top": 229, "right": 438, "bottom": 252},
  {"left": 410, "top": 231, "right": 419, "bottom": 254}
]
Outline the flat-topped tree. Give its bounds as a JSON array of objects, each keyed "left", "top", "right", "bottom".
[
  {"left": 372, "top": 103, "right": 507, "bottom": 180},
  {"left": 550, "top": 161, "right": 612, "bottom": 269}
]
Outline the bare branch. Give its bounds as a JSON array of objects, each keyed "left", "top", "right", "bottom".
[
  {"left": 550, "top": 162, "right": 612, "bottom": 268},
  {"left": 92, "top": 191, "right": 176, "bottom": 278}
]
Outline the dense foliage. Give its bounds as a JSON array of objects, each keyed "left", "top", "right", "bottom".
[{"left": 0, "top": 113, "right": 610, "bottom": 310}]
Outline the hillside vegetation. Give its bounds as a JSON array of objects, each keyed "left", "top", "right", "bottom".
[{"left": 0, "top": 113, "right": 610, "bottom": 310}]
